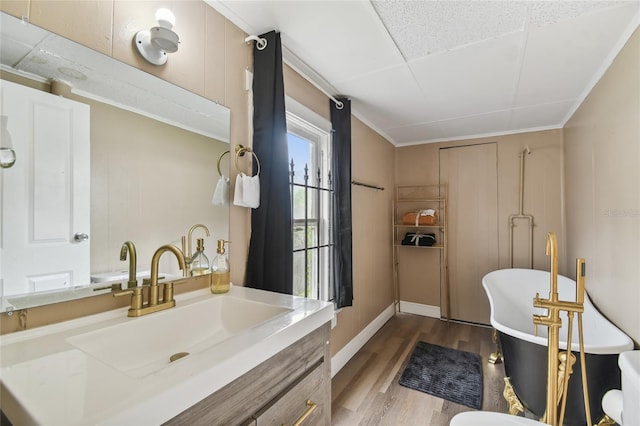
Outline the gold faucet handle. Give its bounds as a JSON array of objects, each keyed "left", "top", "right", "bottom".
[
  {"left": 93, "top": 283, "right": 123, "bottom": 292},
  {"left": 162, "top": 278, "right": 190, "bottom": 302},
  {"left": 114, "top": 286, "right": 147, "bottom": 310}
]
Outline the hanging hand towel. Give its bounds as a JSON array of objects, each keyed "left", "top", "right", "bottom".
[
  {"left": 242, "top": 174, "right": 260, "bottom": 209},
  {"left": 212, "top": 175, "right": 229, "bottom": 206},
  {"left": 233, "top": 173, "right": 247, "bottom": 207},
  {"left": 233, "top": 173, "right": 260, "bottom": 209}
]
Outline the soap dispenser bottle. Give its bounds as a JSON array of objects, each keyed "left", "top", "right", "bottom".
[
  {"left": 211, "top": 239, "right": 230, "bottom": 293},
  {"left": 190, "top": 238, "right": 210, "bottom": 276}
]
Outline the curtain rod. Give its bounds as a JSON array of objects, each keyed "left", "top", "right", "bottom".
[
  {"left": 245, "top": 34, "right": 345, "bottom": 109},
  {"left": 281, "top": 46, "right": 345, "bottom": 110},
  {"left": 352, "top": 180, "right": 384, "bottom": 191}
]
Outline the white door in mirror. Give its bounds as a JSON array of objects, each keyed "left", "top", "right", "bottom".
[{"left": 1, "top": 80, "right": 90, "bottom": 296}]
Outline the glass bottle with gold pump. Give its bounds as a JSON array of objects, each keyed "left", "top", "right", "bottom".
[
  {"left": 211, "top": 239, "right": 230, "bottom": 293},
  {"left": 190, "top": 238, "right": 210, "bottom": 276}
]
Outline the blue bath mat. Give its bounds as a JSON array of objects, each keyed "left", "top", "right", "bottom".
[{"left": 399, "top": 341, "right": 483, "bottom": 409}]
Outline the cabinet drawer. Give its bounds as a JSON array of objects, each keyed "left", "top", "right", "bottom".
[{"left": 255, "top": 362, "right": 325, "bottom": 426}]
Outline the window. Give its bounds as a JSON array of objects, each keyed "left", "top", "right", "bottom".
[{"left": 287, "top": 111, "right": 333, "bottom": 302}]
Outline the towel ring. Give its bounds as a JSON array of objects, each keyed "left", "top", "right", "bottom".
[
  {"left": 235, "top": 145, "right": 261, "bottom": 176},
  {"left": 217, "top": 150, "right": 230, "bottom": 177}
]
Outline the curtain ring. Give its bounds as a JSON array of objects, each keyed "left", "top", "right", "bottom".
[
  {"left": 216, "top": 150, "right": 230, "bottom": 177},
  {"left": 244, "top": 35, "right": 267, "bottom": 51},
  {"left": 256, "top": 38, "right": 267, "bottom": 51},
  {"left": 235, "top": 146, "right": 261, "bottom": 176}
]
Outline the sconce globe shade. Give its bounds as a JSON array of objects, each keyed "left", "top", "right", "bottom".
[
  {"left": 134, "top": 30, "right": 168, "bottom": 66},
  {"left": 155, "top": 8, "right": 176, "bottom": 29},
  {"left": 150, "top": 27, "right": 179, "bottom": 53}
]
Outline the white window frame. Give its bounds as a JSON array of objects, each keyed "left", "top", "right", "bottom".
[{"left": 286, "top": 97, "right": 333, "bottom": 302}]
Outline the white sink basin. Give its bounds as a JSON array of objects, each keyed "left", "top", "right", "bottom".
[
  {"left": 67, "top": 296, "right": 292, "bottom": 378},
  {"left": 0, "top": 285, "right": 333, "bottom": 425}
]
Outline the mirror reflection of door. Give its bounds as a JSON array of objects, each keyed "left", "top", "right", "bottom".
[
  {"left": 440, "top": 143, "right": 499, "bottom": 324},
  {"left": 1, "top": 80, "right": 90, "bottom": 296}
]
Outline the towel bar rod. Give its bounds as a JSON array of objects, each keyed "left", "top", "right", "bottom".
[{"left": 351, "top": 180, "right": 384, "bottom": 191}]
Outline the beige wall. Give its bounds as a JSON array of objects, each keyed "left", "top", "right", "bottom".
[
  {"left": 0, "top": 1, "right": 397, "bottom": 352},
  {"left": 564, "top": 28, "right": 640, "bottom": 344},
  {"left": 283, "top": 66, "right": 396, "bottom": 356},
  {"left": 396, "top": 130, "right": 566, "bottom": 309}
]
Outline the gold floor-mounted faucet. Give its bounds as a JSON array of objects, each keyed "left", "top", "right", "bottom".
[
  {"left": 533, "top": 232, "right": 591, "bottom": 426},
  {"left": 119, "top": 241, "right": 138, "bottom": 289},
  {"left": 182, "top": 224, "right": 210, "bottom": 277},
  {"left": 114, "top": 244, "right": 187, "bottom": 317}
]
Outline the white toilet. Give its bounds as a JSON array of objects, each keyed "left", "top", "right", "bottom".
[
  {"left": 601, "top": 350, "right": 640, "bottom": 425},
  {"left": 450, "top": 411, "right": 545, "bottom": 425}
]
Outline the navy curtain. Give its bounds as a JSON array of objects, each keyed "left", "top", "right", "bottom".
[
  {"left": 245, "top": 31, "right": 293, "bottom": 295},
  {"left": 331, "top": 98, "right": 353, "bottom": 308}
]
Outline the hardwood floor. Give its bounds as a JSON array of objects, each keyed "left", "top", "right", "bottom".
[{"left": 331, "top": 313, "right": 509, "bottom": 425}]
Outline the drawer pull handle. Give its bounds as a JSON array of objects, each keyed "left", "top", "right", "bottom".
[{"left": 291, "top": 399, "right": 317, "bottom": 426}]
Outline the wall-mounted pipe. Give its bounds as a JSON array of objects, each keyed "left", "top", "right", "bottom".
[{"left": 509, "top": 146, "right": 534, "bottom": 269}]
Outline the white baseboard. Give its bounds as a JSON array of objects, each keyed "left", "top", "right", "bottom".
[
  {"left": 399, "top": 300, "right": 441, "bottom": 318},
  {"left": 330, "top": 303, "right": 394, "bottom": 378}
]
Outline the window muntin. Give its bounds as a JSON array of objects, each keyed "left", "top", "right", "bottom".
[{"left": 287, "top": 112, "right": 332, "bottom": 302}]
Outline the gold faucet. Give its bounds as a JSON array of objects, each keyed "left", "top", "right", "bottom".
[
  {"left": 533, "top": 232, "right": 563, "bottom": 425},
  {"left": 533, "top": 232, "right": 588, "bottom": 426},
  {"left": 119, "top": 241, "right": 138, "bottom": 289},
  {"left": 114, "top": 244, "right": 187, "bottom": 317},
  {"left": 182, "top": 224, "right": 210, "bottom": 276}
]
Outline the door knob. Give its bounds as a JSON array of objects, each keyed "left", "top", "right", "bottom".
[{"left": 74, "top": 232, "right": 89, "bottom": 242}]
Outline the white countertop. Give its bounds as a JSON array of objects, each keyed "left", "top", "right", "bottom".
[{"left": 0, "top": 285, "right": 334, "bottom": 425}]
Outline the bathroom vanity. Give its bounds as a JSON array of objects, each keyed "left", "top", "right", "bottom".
[{"left": 0, "top": 285, "right": 333, "bottom": 425}]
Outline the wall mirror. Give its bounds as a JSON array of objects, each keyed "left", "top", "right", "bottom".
[{"left": 0, "top": 12, "right": 231, "bottom": 312}]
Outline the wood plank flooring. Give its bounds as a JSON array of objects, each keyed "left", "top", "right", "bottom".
[{"left": 331, "top": 313, "right": 508, "bottom": 425}]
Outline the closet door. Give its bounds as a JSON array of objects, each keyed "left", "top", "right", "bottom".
[{"left": 440, "top": 143, "right": 498, "bottom": 324}]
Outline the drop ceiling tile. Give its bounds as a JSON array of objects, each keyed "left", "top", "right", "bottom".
[
  {"left": 384, "top": 121, "right": 446, "bottom": 145},
  {"left": 409, "top": 31, "right": 525, "bottom": 120},
  {"left": 437, "top": 109, "right": 512, "bottom": 140},
  {"left": 214, "top": 0, "right": 404, "bottom": 83},
  {"left": 372, "top": 0, "right": 528, "bottom": 60},
  {"left": 510, "top": 100, "right": 575, "bottom": 130},
  {"left": 334, "top": 64, "right": 438, "bottom": 129},
  {"left": 514, "top": 2, "right": 640, "bottom": 107},
  {"left": 526, "top": 1, "right": 631, "bottom": 28}
]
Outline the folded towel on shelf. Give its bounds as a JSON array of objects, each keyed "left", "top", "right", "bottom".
[
  {"left": 233, "top": 173, "right": 260, "bottom": 209},
  {"left": 212, "top": 175, "right": 229, "bottom": 206},
  {"left": 402, "top": 209, "right": 438, "bottom": 226},
  {"left": 401, "top": 232, "right": 436, "bottom": 246}
]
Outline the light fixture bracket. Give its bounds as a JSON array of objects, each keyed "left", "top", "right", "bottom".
[
  {"left": 133, "top": 8, "right": 180, "bottom": 66},
  {"left": 134, "top": 30, "right": 168, "bottom": 66}
]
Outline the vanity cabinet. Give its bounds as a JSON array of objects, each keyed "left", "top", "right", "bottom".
[{"left": 166, "top": 322, "right": 331, "bottom": 426}]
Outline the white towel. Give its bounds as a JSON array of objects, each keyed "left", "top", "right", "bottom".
[
  {"left": 212, "top": 176, "right": 229, "bottom": 206},
  {"left": 242, "top": 174, "right": 260, "bottom": 209},
  {"left": 233, "top": 173, "right": 260, "bottom": 209},
  {"left": 233, "top": 173, "right": 246, "bottom": 207}
]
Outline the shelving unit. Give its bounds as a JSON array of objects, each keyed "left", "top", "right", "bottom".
[{"left": 392, "top": 185, "right": 449, "bottom": 318}]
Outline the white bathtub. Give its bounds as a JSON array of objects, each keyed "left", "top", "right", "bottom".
[
  {"left": 483, "top": 268, "right": 633, "bottom": 355},
  {"left": 483, "top": 268, "right": 633, "bottom": 425}
]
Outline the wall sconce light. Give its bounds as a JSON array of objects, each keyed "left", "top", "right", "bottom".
[
  {"left": 134, "top": 8, "right": 180, "bottom": 66},
  {"left": 1, "top": 116, "right": 16, "bottom": 169}
]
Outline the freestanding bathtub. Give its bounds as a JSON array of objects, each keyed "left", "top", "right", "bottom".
[{"left": 483, "top": 268, "right": 634, "bottom": 425}]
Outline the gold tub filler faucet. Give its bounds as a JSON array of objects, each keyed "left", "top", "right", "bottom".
[
  {"left": 114, "top": 244, "right": 188, "bottom": 317},
  {"left": 532, "top": 232, "right": 592, "bottom": 426}
]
